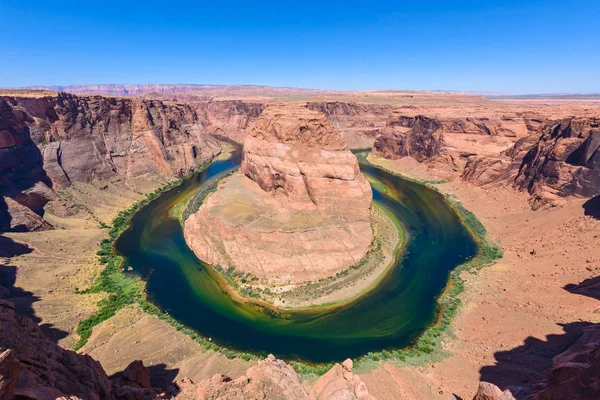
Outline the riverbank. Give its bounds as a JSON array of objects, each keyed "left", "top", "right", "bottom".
[
  {"left": 358, "top": 153, "right": 600, "bottom": 400},
  {"left": 193, "top": 201, "right": 405, "bottom": 312}
]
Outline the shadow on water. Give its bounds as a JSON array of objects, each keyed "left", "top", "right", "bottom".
[
  {"left": 0, "top": 237, "right": 68, "bottom": 344},
  {"left": 583, "top": 195, "right": 600, "bottom": 220}
]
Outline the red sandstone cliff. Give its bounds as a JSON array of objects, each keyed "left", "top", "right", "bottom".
[{"left": 0, "top": 92, "right": 225, "bottom": 232}]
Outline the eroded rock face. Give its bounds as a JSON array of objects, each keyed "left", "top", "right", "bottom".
[
  {"left": 373, "top": 115, "right": 445, "bottom": 162},
  {"left": 515, "top": 117, "right": 600, "bottom": 204},
  {"left": 311, "top": 358, "right": 375, "bottom": 400},
  {"left": 472, "top": 382, "right": 517, "bottom": 400},
  {"left": 0, "top": 93, "right": 223, "bottom": 232},
  {"left": 185, "top": 105, "right": 373, "bottom": 284},
  {"left": 195, "top": 100, "right": 264, "bottom": 142},
  {"left": 307, "top": 101, "right": 394, "bottom": 149},
  {"left": 242, "top": 105, "right": 372, "bottom": 219},
  {"left": 0, "top": 299, "right": 113, "bottom": 400}
]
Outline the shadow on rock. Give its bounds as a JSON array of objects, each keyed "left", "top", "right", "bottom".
[
  {"left": 583, "top": 195, "right": 600, "bottom": 220},
  {"left": 479, "top": 321, "right": 594, "bottom": 398},
  {"left": 110, "top": 361, "right": 181, "bottom": 398},
  {"left": 0, "top": 263, "right": 68, "bottom": 343}
]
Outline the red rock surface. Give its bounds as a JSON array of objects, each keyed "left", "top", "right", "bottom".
[
  {"left": 0, "top": 93, "right": 223, "bottom": 232},
  {"left": 185, "top": 105, "right": 373, "bottom": 284},
  {"left": 0, "top": 299, "right": 113, "bottom": 399},
  {"left": 515, "top": 117, "right": 600, "bottom": 204}
]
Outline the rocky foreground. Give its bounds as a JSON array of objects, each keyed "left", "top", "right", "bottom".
[
  {"left": 0, "top": 295, "right": 375, "bottom": 399},
  {"left": 184, "top": 104, "right": 373, "bottom": 284}
]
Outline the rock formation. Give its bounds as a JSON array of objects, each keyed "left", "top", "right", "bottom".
[
  {"left": 195, "top": 100, "right": 264, "bottom": 142},
  {"left": 515, "top": 117, "right": 600, "bottom": 203},
  {"left": 0, "top": 92, "right": 223, "bottom": 232},
  {"left": 193, "top": 355, "right": 374, "bottom": 400},
  {"left": 185, "top": 104, "right": 373, "bottom": 284},
  {"left": 472, "top": 382, "right": 516, "bottom": 400},
  {"left": 372, "top": 110, "right": 600, "bottom": 208},
  {"left": 373, "top": 115, "right": 446, "bottom": 162},
  {"left": 307, "top": 101, "right": 394, "bottom": 149},
  {"left": 0, "top": 299, "right": 113, "bottom": 399},
  {"left": 311, "top": 358, "right": 375, "bottom": 400},
  {"left": 530, "top": 324, "right": 600, "bottom": 400}
]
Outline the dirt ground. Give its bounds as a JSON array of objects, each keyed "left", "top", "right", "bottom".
[{"left": 361, "top": 156, "right": 600, "bottom": 399}]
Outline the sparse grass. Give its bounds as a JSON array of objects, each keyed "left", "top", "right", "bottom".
[
  {"left": 73, "top": 154, "right": 259, "bottom": 360},
  {"left": 352, "top": 151, "right": 503, "bottom": 369},
  {"left": 75, "top": 149, "right": 502, "bottom": 375}
]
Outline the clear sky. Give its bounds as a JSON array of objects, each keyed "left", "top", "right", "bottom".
[{"left": 1, "top": 0, "right": 599, "bottom": 94}]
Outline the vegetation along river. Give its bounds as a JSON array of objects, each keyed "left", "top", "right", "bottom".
[{"left": 115, "top": 152, "right": 478, "bottom": 363}]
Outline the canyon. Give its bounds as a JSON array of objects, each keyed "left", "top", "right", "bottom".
[{"left": 1, "top": 87, "right": 600, "bottom": 399}]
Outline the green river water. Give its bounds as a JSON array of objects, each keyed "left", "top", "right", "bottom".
[{"left": 115, "top": 152, "right": 478, "bottom": 363}]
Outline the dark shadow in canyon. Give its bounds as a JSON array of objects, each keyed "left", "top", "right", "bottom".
[
  {"left": 110, "top": 363, "right": 181, "bottom": 395},
  {"left": 479, "top": 321, "right": 594, "bottom": 398},
  {"left": 0, "top": 263, "right": 68, "bottom": 344},
  {"left": 0, "top": 119, "right": 55, "bottom": 232},
  {"left": 583, "top": 195, "right": 600, "bottom": 220},
  {"left": 0, "top": 235, "right": 33, "bottom": 257}
]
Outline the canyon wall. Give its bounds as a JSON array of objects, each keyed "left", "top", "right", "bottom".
[
  {"left": 515, "top": 117, "right": 600, "bottom": 199},
  {"left": 306, "top": 101, "right": 395, "bottom": 149},
  {"left": 372, "top": 111, "right": 600, "bottom": 207},
  {"left": 0, "top": 93, "right": 226, "bottom": 232}
]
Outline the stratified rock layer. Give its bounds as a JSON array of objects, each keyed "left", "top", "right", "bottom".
[
  {"left": 185, "top": 105, "right": 373, "bottom": 284},
  {"left": 515, "top": 117, "right": 600, "bottom": 199},
  {"left": 373, "top": 115, "right": 445, "bottom": 162},
  {"left": 0, "top": 93, "right": 224, "bottom": 232}
]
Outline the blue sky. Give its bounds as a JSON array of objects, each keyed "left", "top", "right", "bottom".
[{"left": 1, "top": 0, "right": 599, "bottom": 93}]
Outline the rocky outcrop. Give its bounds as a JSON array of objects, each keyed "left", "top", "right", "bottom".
[
  {"left": 515, "top": 117, "right": 600, "bottom": 206},
  {"left": 185, "top": 105, "right": 373, "bottom": 284},
  {"left": 311, "top": 358, "right": 375, "bottom": 400},
  {"left": 0, "top": 299, "right": 113, "bottom": 399},
  {"left": 193, "top": 355, "right": 375, "bottom": 400},
  {"left": 472, "top": 382, "right": 516, "bottom": 400},
  {"left": 196, "top": 355, "right": 309, "bottom": 400},
  {"left": 242, "top": 105, "right": 372, "bottom": 219},
  {"left": 373, "top": 115, "right": 445, "bottom": 162},
  {"left": 0, "top": 349, "right": 21, "bottom": 400},
  {"left": 0, "top": 92, "right": 223, "bottom": 232},
  {"left": 307, "top": 101, "right": 395, "bottom": 149},
  {"left": 531, "top": 325, "right": 600, "bottom": 400}
]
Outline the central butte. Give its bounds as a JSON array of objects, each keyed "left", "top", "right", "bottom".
[{"left": 184, "top": 104, "right": 373, "bottom": 285}]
